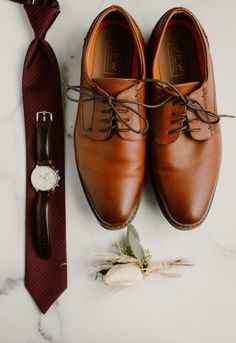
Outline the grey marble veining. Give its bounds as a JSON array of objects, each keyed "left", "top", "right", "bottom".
[{"left": 0, "top": 278, "right": 23, "bottom": 295}]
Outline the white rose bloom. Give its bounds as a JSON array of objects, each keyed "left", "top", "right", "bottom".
[{"left": 103, "top": 263, "right": 143, "bottom": 286}]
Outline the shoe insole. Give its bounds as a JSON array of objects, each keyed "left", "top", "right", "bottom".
[
  {"left": 158, "top": 24, "right": 202, "bottom": 84},
  {"left": 92, "top": 20, "right": 138, "bottom": 79}
]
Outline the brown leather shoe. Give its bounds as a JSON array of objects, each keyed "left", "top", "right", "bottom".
[
  {"left": 73, "top": 6, "right": 147, "bottom": 229},
  {"left": 148, "top": 7, "right": 224, "bottom": 230}
]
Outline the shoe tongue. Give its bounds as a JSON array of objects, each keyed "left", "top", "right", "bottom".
[
  {"left": 94, "top": 79, "right": 201, "bottom": 97},
  {"left": 174, "top": 81, "right": 201, "bottom": 96},
  {"left": 93, "top": 78, "right": 136, "bottom": 96}
]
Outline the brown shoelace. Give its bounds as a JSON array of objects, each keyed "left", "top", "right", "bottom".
[
  {"left": 64, "top": 79, "right": 234, "bottom": 134},
  {"left": 145, "top": 79, "right": 234, "bottom": 135},
  {"left": 64, "top": 81, "right": 149, "bottom": 134}
]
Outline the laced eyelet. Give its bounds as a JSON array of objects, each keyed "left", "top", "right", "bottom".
[
  {"left": 65, "top": 78, "right": 233, "bottom": 136},
  {"left": 188, "top": 119, "right": 199, "bottom": 124},
  {"left": 117, "top": 109, "right": 129, "bottom": 114},
  {"left": 190, "top": 128, "right": 201, "bottom": 132},
  {"left": 101, "top": 109, "right": 111, "bottom": 114},
  {"left": 99, "top": 127, "right": 110, "bottom": 132},
  {"left": 167, "top": 130, "right": 176, "bottom": 135}
]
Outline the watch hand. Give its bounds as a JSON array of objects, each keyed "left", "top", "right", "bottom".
[
  {"left": 38, "top": 171, "right": 47, "bottom": 179},
  {"left": 44, "top": 173, "right": 50, "bottom": 180},
  {"left": 41, "top": 172, "right": 49, "bottom": 180}
]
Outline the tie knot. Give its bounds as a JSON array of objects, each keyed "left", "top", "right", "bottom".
[{"left": 24, "top": 4, "right": 60, "bottom": 39}]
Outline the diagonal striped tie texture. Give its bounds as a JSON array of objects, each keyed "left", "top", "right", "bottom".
[{"left": 10, "top": 0, "right": 67, "bottom": 314}]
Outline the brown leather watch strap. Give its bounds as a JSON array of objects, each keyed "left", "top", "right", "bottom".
[
  {"left": 36, "top": 190, "right": 51, "bottom": 259},
  {"left": 36, "top": 111, "right": 53, "bottom": 165}
]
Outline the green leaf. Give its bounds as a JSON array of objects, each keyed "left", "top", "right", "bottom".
[
  {"left": 121, "top": 236, "right": 129, "bottom": 249},
  {"left": 127, "top": 226, "right": 145, "bottom": 261},
  {"left": 127, "top": 224, "right": 140, "bottom": 242}
]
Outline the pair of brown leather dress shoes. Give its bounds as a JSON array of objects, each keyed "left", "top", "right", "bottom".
[{"left": 68, "top": 6, "right": 227, "bottom": 230}]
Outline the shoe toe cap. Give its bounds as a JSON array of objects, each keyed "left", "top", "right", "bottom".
[
  {"left": 162, "top": 194, "right": 211, "bottom": 229},
  {"left": 155, "top": 176, "right": 217, "bottom": 229},
  {"left": 81, "top": 173, "right": 142, "bottom": 229}
]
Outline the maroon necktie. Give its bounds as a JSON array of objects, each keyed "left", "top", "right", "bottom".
[{"left": 10, "top": 0, "right": 67, "bottom": 314}]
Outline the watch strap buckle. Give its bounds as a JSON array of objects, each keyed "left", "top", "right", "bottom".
[{"left": 36, "top": 111, "right": 53, "bottom": 122}]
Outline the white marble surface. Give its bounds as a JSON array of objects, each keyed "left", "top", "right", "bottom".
[{"left": 0, "top": 0, "right": 236, "bottom": 342}]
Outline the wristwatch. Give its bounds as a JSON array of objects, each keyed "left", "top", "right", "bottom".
[{"left": 31, "top": 111, "right": 60, "bottom": 259}]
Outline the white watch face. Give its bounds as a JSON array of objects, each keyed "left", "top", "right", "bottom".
[{"left": 31, "top": 166, "right": 59, "bottom": 191}]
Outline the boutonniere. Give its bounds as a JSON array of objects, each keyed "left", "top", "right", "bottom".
[{"left": 89, "top": 225, "right": 193, "bottom": 286}]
